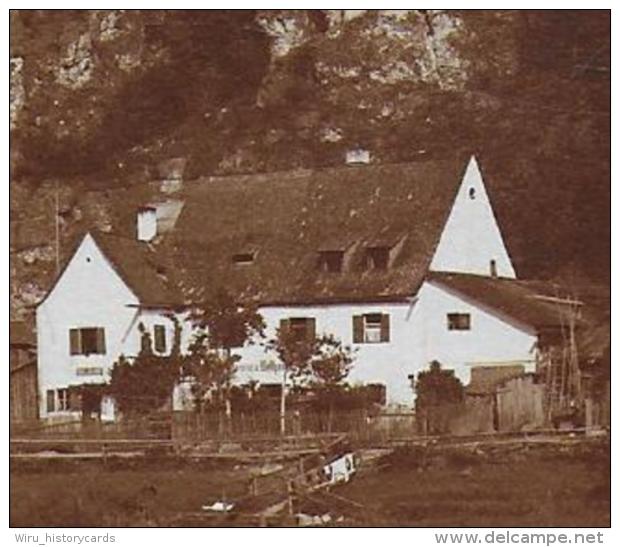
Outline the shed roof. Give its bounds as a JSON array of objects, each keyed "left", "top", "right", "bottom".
[{"left": 427, "top": 272, "right": 592, "bottom": 331}]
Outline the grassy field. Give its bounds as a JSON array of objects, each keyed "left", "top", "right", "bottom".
[
  {"left": 339, "top": 440, "right": 611, "bottom": 527},
  {"left": 10, "top": 440, "right": 610, "bottom": 527}
]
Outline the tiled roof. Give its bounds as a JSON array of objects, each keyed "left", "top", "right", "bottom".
[
  {"left": 166, "top": 158, "right": 466, "bottom": 305},
  {"left": 427, "top": 271, "right": 607, "bottom": 331},
  {"left": 91, "top": 232, "right": 182, "bottom": 308}
]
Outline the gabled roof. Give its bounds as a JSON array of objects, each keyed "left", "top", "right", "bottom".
[
  {"left": 165, "top": 158, "right": 466, "bottom": 305},
  {"left": 91, "top": 232, "right": 182, "bottom": 308},
  {"left": 427, "top": 271, "right": 606, "bottom": 331}
]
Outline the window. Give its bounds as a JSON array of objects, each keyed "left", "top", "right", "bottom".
[
  {"left": 232, "top": 252, "right": 254, "bottom": 265},
  {"left": 154, "top": 324, "right": 167, "bottom": 353},
  {"left": 447, "top": 313, "right": 471, "bottom": 331},
  {"left": 46, "top": 390, "right": 55, "bottom": 413},
  {"left": 69, "top": 328, "right": 106, "bottom": 356},
  {"left": 353, "top": 313, "right": 390, "bottom": 343},
  {"left": 366, "top": 246, "right": 390, "bottom": 270},
  {"left": 280, "top": 317, "right": 316, "bottom": 342},
  {"left": 490, "top": 259, "right": 498, "bottom": 278},
  {"left": 317, "top": 250, "right": 344, "bottom": 273},
  {"left": 57, "top": 388, "right": 69, "bottom": 411},
  {"left": 469, "top": 187, "right": 476, "bottom": 200}
]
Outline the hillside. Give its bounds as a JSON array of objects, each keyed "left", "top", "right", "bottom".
[{"left": 9, "top": 9, "right": 610, "bottom": 319}]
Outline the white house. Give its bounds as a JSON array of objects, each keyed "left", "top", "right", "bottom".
[{"left": 36, "top": 155, "right": 573, "bottom": 419}]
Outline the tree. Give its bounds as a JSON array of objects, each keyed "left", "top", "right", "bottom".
[
  {"left": 268, "top": 328, "right": 355, "bottom": 435},
  {"left": 308, "top": 334, "right": 356, "bottom": 432},
  {"left": 185, "top": 289, "right": 265, "bottom": 414},
  {"left": 108, "top": 321, "right": 182, "bottom": 416},
  {"left": 268, "top": 325, "right": 319, "bottom": 435},
  {"left": 414, "top": 360, "right": 464, "bottom": 435}
]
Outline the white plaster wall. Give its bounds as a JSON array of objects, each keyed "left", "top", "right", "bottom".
[
  {"left": 411, "top": 281, "right": 538, "bottom": 386},
  {"left": 430, "top": 156, "right": 516, "bottom": 278},
  {"left": 233, "top": 302, "right": 420, "bottom": 407},
  {"left": 37, "top": 234, "right": 140, "bottom": 419}
]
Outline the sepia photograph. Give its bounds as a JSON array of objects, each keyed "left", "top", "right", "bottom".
[{"left": 9, "top": 8, "right": 611, "bottom": 530}]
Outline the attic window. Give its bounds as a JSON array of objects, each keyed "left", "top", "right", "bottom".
[
  {"left": 317, "top": 250, "right": 343, "bottom": 273},
  {"left": 469, "top": 187, "right": 476, "bottom": 200},
  {"left": 490, "top": 259, "right": 498, "bottom": 277},
  {"left": 232, "top": 253, "right": 255, "bottom": 265},
  {"left": 447, "top": 313, "right": 471, "bottom": 331},
  {"left": 366, "top": 246, "right": 390, "bottom": 270}
]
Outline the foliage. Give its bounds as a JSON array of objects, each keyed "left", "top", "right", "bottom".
[
  {"left": 414, "top": 360, "right": 464, "bottom": 409},
  {"left": 108, "top": 322, "right": 182, "bottom": 416},
  {"left": 184, "top": 289, "right": 265, "bottom": 411},
  {"left": 190, "top": 289, "right": 265, "bottom": 354}
]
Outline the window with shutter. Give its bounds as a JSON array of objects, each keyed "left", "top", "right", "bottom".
[
  {"left": 69, "top": 327, "right": 106, "bottom": 355},
  {"left": 355, "top": 313, "right": 390, "bottom": 343},
  {"left": 288, "top": 317, "right": 315, "bottom": 342},
  {"left": 154, "top": 325, "right": 167, "bottom": 353}
]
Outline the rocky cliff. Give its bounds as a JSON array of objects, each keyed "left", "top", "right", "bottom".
[{"left": 10, "top": 9, "right": 610, "bottom": 319}]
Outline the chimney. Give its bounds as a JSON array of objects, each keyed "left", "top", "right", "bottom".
[
  {"left": 137, "top": 206, "right": 157, "bottom": 242},
  {"left": 346, "top": 148, "right": 370, "bottom": 165}
]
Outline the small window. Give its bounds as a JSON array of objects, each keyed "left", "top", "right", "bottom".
[
  {"left": 469, "top": 187, "right": 476, "bottom": 200},
  {"left": 154, "top": 324, "right": 167, "bottom": 354},
  {"left": 69, "top": 328, "right": 106, "bottom": 356},
  {"left": 317, "top": 250, "right": 343, "bottom": 273},
  {"left": 490, "top": 259, "right": 497, "bottom": 277},
  {"left": 366, "top": 246, "right": 390, "bottom": 270},
  {"left": 447, "top": 313, "right": 471, "bottom": 331},
  {"left": 232, "top": 253, "right": 254, "bottom": 265},
  {"left": 57, "top": 388, "right": 69, "bottom": 411},
  {"left": 46, "top": 390, "right": 55, "bottom": 413},
  {"left": 353, "top": 313, "right": 390, "bottom": 343},
  {"left": 281, "top": 317, "right": 316, "bottom": 343}
]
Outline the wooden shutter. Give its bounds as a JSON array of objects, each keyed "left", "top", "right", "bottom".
[
  {"left": 96, "top": 328, "right": 106, "bottom": 354},
  {"left": 306, "top": 318, "right": 316, "bottom": 341},
  {"left": 69, "top": 329, "right": 80, "bottom": 355},
  {"left": 279, "top": 318, "right": 290, "bottom": 335},
  {"left": 154, "top": 325, "right": 167, "bottom": 353},
  {"left": 380, "top": 314, "right": 390, "bottom": 342},
  {"left": 352, "top": 315, "right": 363, "bottom": 343},
  {"left": 46, "top": 390, "right": 55, "bottom": 413}
]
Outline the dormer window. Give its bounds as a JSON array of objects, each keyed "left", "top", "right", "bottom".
[
  {"left": 232, "top": 252, "right": 255, "bottom": 265},
  {"left": 366, "top": 246, "right": 390, "bottom": 270},
  {"left": 317, "top": 250, "right": 343, "bottom": 273}
]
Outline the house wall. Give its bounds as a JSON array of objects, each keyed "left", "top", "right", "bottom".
[
  {"left": 430, "top": 157, "right": 516, "bottom": 278},
  {"left": 37, "top": 233, "right": 141, "bottom": 419},
  {"left": 410, "top": 281, "right": 538, "bottom": 387},
  {"left": 228, "top": 281, "right": 538, "bottom": 407}
]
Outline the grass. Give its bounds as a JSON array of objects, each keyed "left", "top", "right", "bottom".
[
  {"left": 337, "top": 441, "right": 610, "bottom": 527},
  {"left": 10, "top": 441, "right": 610, "bottom": 527}
]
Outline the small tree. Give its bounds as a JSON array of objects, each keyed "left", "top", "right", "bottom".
[
  {"left": 309, "top": 334, "right": 356, "bottom": 432},
  {"left": 108, "top": 321, "right": 182, "bottom": 416},
  {"left": 268, "top": 325, "right": 320, "bottom": 435},
  {"left": 268, "top": 328, "right": 355, "bottom": 435},
  {"left": 186, "top": 289, "right": 265, "bottom": 414},
  {"left": 414, "top": 360, "right": 464, "bottom": 435}
]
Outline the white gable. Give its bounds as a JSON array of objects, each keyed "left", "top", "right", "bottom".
[{"left": 430, "top": 156, "right": 516, "bottom": 278}]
